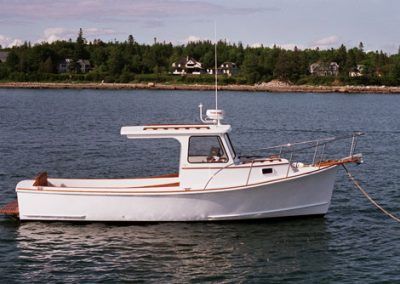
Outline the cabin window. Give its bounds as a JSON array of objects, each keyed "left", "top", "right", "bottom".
[
  {"left": 188, "top": 136, "right": 228, "bottom": 163},
  {"left": 262, "top": 168, "right": 273, "bottom": 174}
]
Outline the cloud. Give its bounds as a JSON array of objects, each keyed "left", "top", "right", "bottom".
[
  {"left": 250, "top": 43, "right": 263, "bottom": 48},
  {"left": 0, "top": 34, "right": 23, "bottom": 47},
  {"left": 273, "top": 43, "right": 305, "bottom": 50},
  {"left": 184, "top": 35, "right": 207, "bottom": 43},
  {"left": 38, "top": 27, "right": 118, "bottom": 43},
  {"left": 0, "top": 0, "right": 268, "bottom": 23},
  {"left": 170, "top": 35, "right": 210, "bottom": 45},
  {"left": 310, "top": 35, "right": 340, "bottom": 48},
  {"left": 249, "top": 43, "right": 305, "bottom": 50}
]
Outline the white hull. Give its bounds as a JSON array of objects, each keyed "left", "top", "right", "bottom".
[{"left": 17, "top": 166, "right": 338, "bottom": 222}]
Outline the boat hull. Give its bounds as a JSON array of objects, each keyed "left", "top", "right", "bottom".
[{"left": 17, "top": 166, "right": 338, "bottom": 221}]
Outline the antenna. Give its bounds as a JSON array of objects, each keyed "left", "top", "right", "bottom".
[
  {"left": 214, "top": 21, "right": 218, "bottom": 111},
  {"left": 198, "top": 22, "right": 225, "bottom": 125}
]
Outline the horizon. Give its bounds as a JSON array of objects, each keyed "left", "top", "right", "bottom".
[{"left": 1, "top": 0, "right": 400, "bottom": 54}]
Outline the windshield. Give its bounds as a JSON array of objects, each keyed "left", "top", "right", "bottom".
[{"left": 225, "top": 134, "right": 237, "bottom": 159}]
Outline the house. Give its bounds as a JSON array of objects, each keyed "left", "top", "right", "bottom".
[
  {"left": 349, "top": 65, "right": 365, "bottom": 77},
  {"left": 207, "top": 62, "right": 239, "bottom": 76},
  {"left": 57, "top": 58, "right": 92, "bottom": 73},
  {"left": 206, "top": 68, "right": 222, "bottom": 75},
  {"left": 171, "top": 56, "right": 204, "bottom": 75},
  {"left": 309, "top": 62, "right": 339, "bottom": 76},
  {"left": 220, "top": 62, "right": 238, "bottom": 76},
  {"left": 0, "top": 51, "right": 9, "bottom": 63},
  {"left": 78, "top": 59, "right": 91, "bottom": 73}
]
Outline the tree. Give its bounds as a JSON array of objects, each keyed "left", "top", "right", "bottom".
[
  {"left": 6, "top": 50, "right": 19, "bottom": 71},
  {"left": 42, "top": 57, "right": 54, "bottom": 73},
  {"left": 74, "top": 28, "right": 88, "bottom": 60},
  {"left": 128, "top": 35, "right": 135, "bottom": 45},
  {"left": 77, "top": 28, "right": 85, "bottom": 46},
  {"left": 358, "top": 42, "right": 364, "bottom": 52},
  {"left": 241, "top": 52, "right": 260, "bottom": 83},
  {"left": 391, "top": 58, "right": 400, "bottom": 83},
  {"left": 274, "top": 52, "right": 294, "bottom": 81},
  {"left": 107, "top": 48, "right": 125, "bottom": 75}
]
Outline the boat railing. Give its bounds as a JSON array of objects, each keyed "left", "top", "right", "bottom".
[
  {"left": 241, "top": 131, "right": 363, "bottom": 162},
  {"left": 203, "top": 132, "right": 364, "bottom": 189}
]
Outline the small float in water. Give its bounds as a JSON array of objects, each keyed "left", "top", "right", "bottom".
[{"left": 0, "top": 104, "right": 363, "bottom": 222}]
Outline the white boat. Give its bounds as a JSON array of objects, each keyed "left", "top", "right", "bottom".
[
  {"left": 1, "top": 104, "right": 363, "bottom": 222},
  {"left": 0, "top": 38, "right": 363, "bottom": 222}
]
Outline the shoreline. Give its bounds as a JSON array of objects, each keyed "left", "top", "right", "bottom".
[{"left": 0, "top": 82, "right": 400, "bottom": 93}]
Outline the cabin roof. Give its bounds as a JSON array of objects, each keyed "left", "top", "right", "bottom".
[{"left": 121, "top": 124, "right": 231, "bottom": 138}]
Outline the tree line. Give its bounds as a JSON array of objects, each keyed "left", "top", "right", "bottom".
[{"left": 1, "top": 29, "right": 400, "bottom": 85}]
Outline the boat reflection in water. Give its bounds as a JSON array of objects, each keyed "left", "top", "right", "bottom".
[{"left": 15, "top": 220, "right": 332, "bottom": 282}]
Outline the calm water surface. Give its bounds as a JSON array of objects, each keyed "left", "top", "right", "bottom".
[{"left": 0, "top": 89, "right": 399, "bottom": 283}]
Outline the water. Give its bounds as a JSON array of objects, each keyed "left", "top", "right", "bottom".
[{"left": 0, "top": 89, "right": 399, "bottom": 283}]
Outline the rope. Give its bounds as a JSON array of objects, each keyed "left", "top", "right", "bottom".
[{"left": 342, "top": 164, "right": 400, "bottom": 223}]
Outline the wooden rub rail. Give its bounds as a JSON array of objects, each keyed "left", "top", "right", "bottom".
[{"left": 0, "top": 200, "right": 19, "bottom": 217}]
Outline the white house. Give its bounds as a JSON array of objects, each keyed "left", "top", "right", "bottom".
[
  {"left": 220, "top": 62, "right": 239, "bottom": 76},
  {"left": 172, "top": 56, "right": 204, "bottom": 75},
  {"left": 207, "top": 62, "right": 239, "bottom": 76},
  {"left": 349, "top": 65, "right": 365, "bottom": 77},
  {"left": 310, "top": 62, "right": 340, "bottom": 76},
  {"left": 57, "top": 59, "right": 92, "bottom": 73}
]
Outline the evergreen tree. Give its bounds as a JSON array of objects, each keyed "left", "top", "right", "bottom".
[
  {"left": 128, "top": 35, "right": 135, "bottom": 45},
  {"left": 6, "top": 50, "right": 19, "bottom": 71},
  {"left": 358, "top": 42, "right": 364, "bottom": 51},
  {"left": 74, "top": 28, "right": 88, "bottom": 60}
]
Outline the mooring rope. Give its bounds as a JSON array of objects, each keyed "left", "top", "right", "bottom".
[{"left": 342, "top": 164, "right": 400, "bottom": 223}]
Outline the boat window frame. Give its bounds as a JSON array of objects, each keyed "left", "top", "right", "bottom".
[
  {"left": 187, "top": 135, "right": 229, "bottom": 164},
  {"left": 225, "top": 133, "right": 237, "bottom": 159}
]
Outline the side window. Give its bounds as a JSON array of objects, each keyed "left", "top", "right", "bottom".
[{"left": 188, "top": 136, "right": 228, "bottom": 163}]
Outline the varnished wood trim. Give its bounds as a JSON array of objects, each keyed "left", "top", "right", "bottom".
[
  {"left": 139, "top": 182, "right": 180, "bottom": 188},
  {"left": 49, "top": 172, "right": 179, "bottom": 181},
  {"left": 145, "top": 124, "right": 209, "bottom": 127},
  {"left": 144, "top": 125, "right": 210, "bottom": 131},
  {"left": 23, "top": 182, "right": 180, "bottom": 190}
]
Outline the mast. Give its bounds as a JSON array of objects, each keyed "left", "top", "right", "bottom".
[
  {"left": 198, "top": 23, "right": 224, "bottom": 125},
  {"left": 214, "top": 22, "right": 218, "bottom": 111}
]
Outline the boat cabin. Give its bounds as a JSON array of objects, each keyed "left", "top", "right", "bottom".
[{"left": 121, "top": 124, "right": 241, "bottom": 189}]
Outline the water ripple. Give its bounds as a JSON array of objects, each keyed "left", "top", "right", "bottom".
[{"left": 0, "top": 89, "right": 399, "bottom": 283}]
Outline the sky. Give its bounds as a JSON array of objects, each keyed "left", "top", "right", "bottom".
[{"left": 0, "top": 0, "right": 399, "bottom": 53}]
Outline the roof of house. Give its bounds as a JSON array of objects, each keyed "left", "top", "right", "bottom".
[
  {"left": 172, "top": 56, "right": 201, "bottom": 67},
  {"left": 220, "top": 62, "right": 237, "bottom": 68},
  {"left": 59, "top": 58, "right": 90, "bottom": 65},
  {"left": 78, "top": 59, "right": 91, "bottom": 65},
  {"left": 310, "top": 61, "right": 339, "bottom": 71}
]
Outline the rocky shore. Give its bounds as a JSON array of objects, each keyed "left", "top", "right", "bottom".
[{"left": 0, "top": 81, "right": 400, "bottom": 94}]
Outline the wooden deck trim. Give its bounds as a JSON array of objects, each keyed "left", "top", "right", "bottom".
[
  {"left": 49, "top": 172, "right": 179, "bottom": 181},
  {"left": 144, "top": 125, "right": 210, "bottom": 131},
  {"left": 0, "top": 200, "right": 19, "bottom": 216}
]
